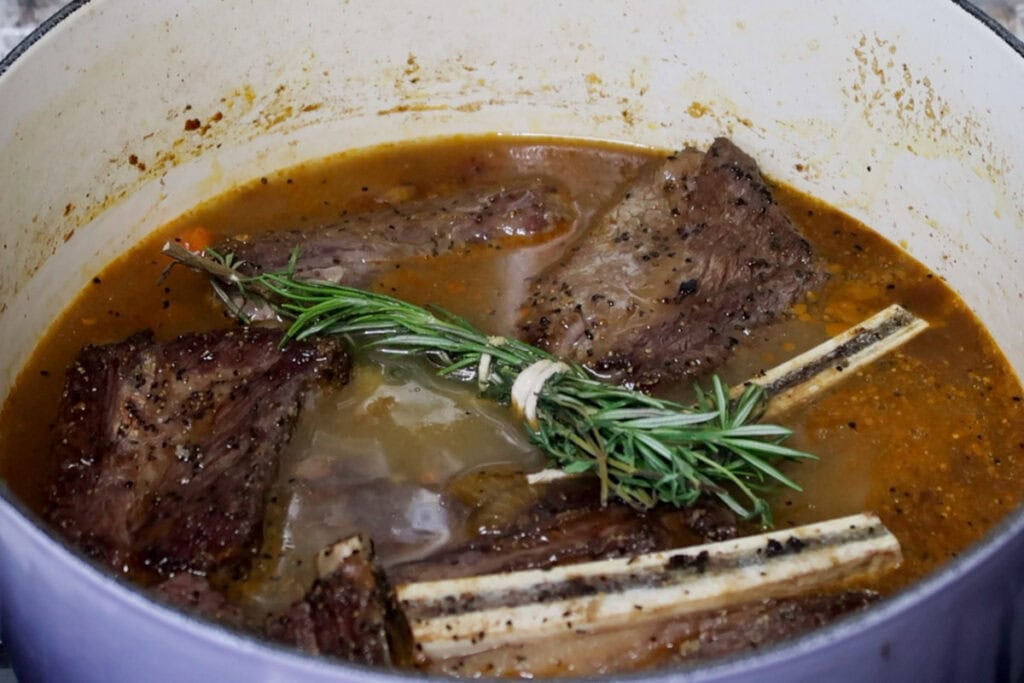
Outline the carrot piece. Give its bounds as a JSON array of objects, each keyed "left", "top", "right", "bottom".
[{"left": 177, "top": 226, "right": 214, "bottom": 252}]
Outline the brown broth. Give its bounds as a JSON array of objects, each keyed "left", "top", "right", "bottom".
[{"left": 1, "top": 135, "right": 1022, "bottom": 609}]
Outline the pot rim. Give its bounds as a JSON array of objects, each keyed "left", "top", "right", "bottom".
[{"left": 1, "top": 1, "right": 1023, "bottom": 680}]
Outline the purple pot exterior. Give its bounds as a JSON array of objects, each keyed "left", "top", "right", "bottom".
[
  {"left": 2, "top": 1, "right": 1024, "bottom": 682},
  {"left": 3, "top": 482, "right": 1024, "bottom": 682}
]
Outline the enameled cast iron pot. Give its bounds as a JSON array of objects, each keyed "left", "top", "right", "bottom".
[{"left": 1, "top": 2, "right": 1023, "bottom": 681}]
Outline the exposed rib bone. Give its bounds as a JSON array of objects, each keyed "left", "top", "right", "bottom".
[
  {"left": 734, "top": 303, "right": 928, "bottom": 418},
  {"left": 397, "top": 513, "right": 900, "bottom": 660}
]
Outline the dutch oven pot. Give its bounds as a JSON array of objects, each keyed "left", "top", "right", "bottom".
[{"left": 1, "top": 1, "right": 1023, "bottom": 681}]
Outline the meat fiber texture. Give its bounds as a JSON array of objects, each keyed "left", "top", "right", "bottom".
[
  {"left": 45, "top": 326, "right": 349, "bottom": 578},
  {"left": 265, "top": 536, "right": 398, "bottom": 666},
  {"left": 154, "top": 538, "right": 400, "bottom": 666},
  {"left": 152, "top": 574, "right": 246, "bottom": 627},
  {"left": 216, "top": 180, "right": 575, "bottom": 286},
  {"left": 521, "top": 137, "right": 827, "bottom": 388},
  {"left": 389, "top": 475, "right": 737, "bottom": 583}
]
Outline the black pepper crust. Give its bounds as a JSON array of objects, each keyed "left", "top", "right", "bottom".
[
  {"left": 45, "top": 326, "right": 350, "bottom": 579},
  {"left": 520, "top": 137, "right": 827, "bottom": 388}
]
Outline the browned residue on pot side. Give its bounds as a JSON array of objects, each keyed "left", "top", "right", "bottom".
[
  {"left": 51, "top": 77, "right": 330, "bottom": 236},
  {"left": 111, "top": 85, "right": 325, "bottom": 201},
  {"left": 683, "top": 100, "right": 756, "bottom": 137},
  {"left": 845, "top": 34, "right": 1010, "bottom": 183},
  {"left": 371, "top": 52, "right": 655, "bottom": 131}
]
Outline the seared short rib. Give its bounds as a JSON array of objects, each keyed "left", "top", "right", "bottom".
[
  {"left": 521, "top": 137, "right": 826, "bottom": 387},
  {"left": 216, "top": 180, "right": 575, "bottom": 286},
  {"left": 45, "top": 327, "right": 349, "bottom": 577},
  {"left": 266, "top": 536, "right": 401, "bottom": 666}
]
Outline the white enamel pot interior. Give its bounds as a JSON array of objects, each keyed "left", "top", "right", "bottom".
[{"left": 1, "top": 1, "right": 1023, "bottom": 682}]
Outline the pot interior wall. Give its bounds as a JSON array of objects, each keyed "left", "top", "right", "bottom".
[{"left": 1, "top": 0, "right": 1022, "bottom": 401}]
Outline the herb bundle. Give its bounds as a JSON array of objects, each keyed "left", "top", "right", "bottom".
[{"left": 166, "top": 243, "right": 814, "bottom": 524}]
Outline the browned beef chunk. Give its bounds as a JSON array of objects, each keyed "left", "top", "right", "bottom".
[
  {"left": 266, "top": 536, "right": 401, "bottom": 666},
  {"left": 216, "top": 180, "right": 575, "bottom": 286},
  {"left": 45, "top": 327, "right": 349, "bottom": 578},
  {"left": 152, "top": 574, "right": 246, "bottom": 628},
  {"left": 521, "top": 138, "right": 826, "bottom": 387},
  {"left": 390, "top": 505, "right": 662, "bottom": 583},
  {"left": 682, "top": 500, "right": 740, "bottom": 542},
  {"left": 691, "top": 591, "right": 878, "bottom": 659},
  {"left": 388, "top": 474, "right": 737, "bottom": 583},
  {"left": 428, "top": 591, "right": 878, "bottom": 677}
]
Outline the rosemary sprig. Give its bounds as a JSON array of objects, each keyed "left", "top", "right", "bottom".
[{"left": 165, "top": 243, "right": 815, "bottom": 525}]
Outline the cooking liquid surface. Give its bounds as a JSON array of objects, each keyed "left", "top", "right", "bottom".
[{"left": 2, "top": 136, "right": 1023, "bottom": 621}]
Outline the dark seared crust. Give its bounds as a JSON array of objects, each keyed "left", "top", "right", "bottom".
[
  {"left": 389, "top": 476, "right": 737, "bottom": 583},
  {"left": 521, "top": 138, "right": 826, "bottom": 387},
  {"left": 266, "top": 537, "right": 397, "bottom": 666},
  {"left": 692, "top": 591, "right": 879, "bottom": 659},
  {"left": 45, "top": 327, "right": 349, "bottom": 577},
  {"left": 152, "top": 574, "right": 246, "bottom": 628},
  {"left": 217, "top": 180, "right": 575, "bottom": 286}
]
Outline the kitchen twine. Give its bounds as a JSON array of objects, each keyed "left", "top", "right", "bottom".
[
  {"left": 476, "top": 336, "right": 506, "bottom": 390},
  {"left": 477, "top": 337, "right": 569, "bottom": 428}
]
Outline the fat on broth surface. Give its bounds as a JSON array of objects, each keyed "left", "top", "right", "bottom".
[{"left": 1, "top": 135, "right": 1022, "bottom": 658}]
